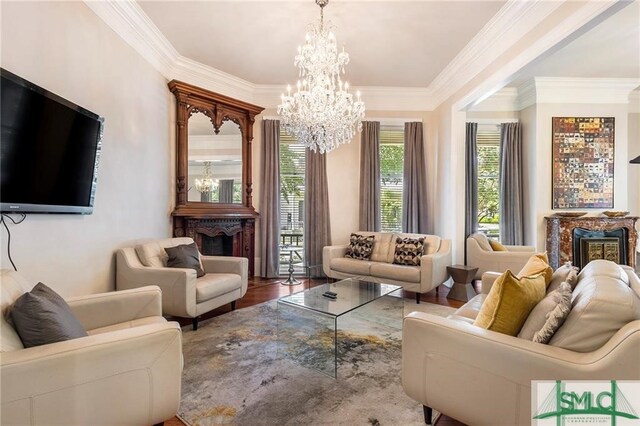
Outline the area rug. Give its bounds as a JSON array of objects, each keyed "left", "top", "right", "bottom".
[{"left": 178, "top": 297, "right": 456, "bottom": 426}]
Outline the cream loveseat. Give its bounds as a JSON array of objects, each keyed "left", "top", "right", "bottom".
[
  {"left": 402, "top": 260, "right": 640, "bottom": 425},
  {"left": 0, "top": 269, "right": 182, "bottom": 426},
  {"left": 116, "top": 237, "right": 248, "bottom": 330},
  {"left": 323, "top": 232, "right": 452, "bottom": 303},
  {"left": 467, "top": 233, "right": 536, "bottom": 279}
]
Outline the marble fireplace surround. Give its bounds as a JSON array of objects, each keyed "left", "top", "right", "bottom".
[{"left": 545, "top": 215, "right": 638, "bottom": 270}]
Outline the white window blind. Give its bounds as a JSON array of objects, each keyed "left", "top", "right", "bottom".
[
  {"left": 279, "top": 131, "right": 305, "bottom": 246},
  {"left": 380, "top": 125, "right": 404, "bottom": 232},
  {"left": 477, "top": 128, "right": 500, "bottom": 239}
]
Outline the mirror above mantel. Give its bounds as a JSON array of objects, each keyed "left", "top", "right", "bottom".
[{"left": 168, "top": 80, "right": 264, "bottom": 277}]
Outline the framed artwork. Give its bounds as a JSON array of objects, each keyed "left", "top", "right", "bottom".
[{"left": 552, "top": 117, "right": 615, "bottom": 209}]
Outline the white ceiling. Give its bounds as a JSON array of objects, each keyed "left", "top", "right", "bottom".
[
  {"left": 138, "top": 0, "right": 505, "bottom": 87},
  {"left": 509, "top": 1, "right": 640, "bottom": 87}
]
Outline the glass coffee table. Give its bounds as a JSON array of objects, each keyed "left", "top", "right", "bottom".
[{"left": 276, "top": 278, "right": 402, "bottom": 377}]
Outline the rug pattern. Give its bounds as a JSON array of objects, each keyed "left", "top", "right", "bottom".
[{"left": 178, "top": 298, "right": 455, "bottom": 426}]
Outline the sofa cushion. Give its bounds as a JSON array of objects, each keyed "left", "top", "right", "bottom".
[
  {"left": 8, "top": 283, "right": 88, "bottom": 348},
  {"left": 344, "top": 233, "right": 375, "bottom": 260},
  {"left": 369, "top": 232, "right": 396, "bottom": 263},
  {"left": 87, "top": 316, "right": 167, "bottom": 336},
  {"left": 1, "top": 270, "right": 31, "bottom": 352},
  {"left": 165, "top": 242, "right": 205, "bottom": 278},
  {"left": 454, "top": 293, "right": 488, "bottom": 320},
  {"left": 519, "top": 281, "right": 572, "bottom": 342},
  {"left": 135, "top": 237, "right": 195, "bottom": 268},
  {"left": 370, "top": 263, "right": 421, "bottom": 283},
  {"left": 549, "top": 264, "right": 640, "bottom": 352},
  {"left": 470, "top": 233, "right": 493, "bottom": 252},
  {"left": 518, "top": 253, "right": 553, "bottom": 286},
  {"left": 473, "top": 270, "right": 546, "bottom": 336},
  {"left": 196, "top": 273, "right": 242, "bottom": 303},
  {"left": 395, "top": 233, "right": 441, "bottom": 255},
  {"left": 547, "top": 262, "right": 579, "bottom": 293},
  {"left": 393, "top": 237, "right": 425, "bottom": 266},
  {"left": 330, "top": 258, "right": 375, "bottom": 276}
]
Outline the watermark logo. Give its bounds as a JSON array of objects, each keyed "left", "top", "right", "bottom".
[{"left": 532, "top": 381, "right": 640, "bottom": 425}]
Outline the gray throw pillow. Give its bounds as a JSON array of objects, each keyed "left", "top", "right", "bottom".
[
  {"left": 533, "top": 282, "right": 572, "bottom": 343},
  {"left": 8, "top": 282, "right": 88, "bottom": 348},
  {"left": 518, "top": 281, "right": 572, "bottom": 342},
  {"left": 546, "top": 262, "right": 578, "bottom": 293},
  {"left": 165, "top": 242, "right": 205, "bottom": 277}
]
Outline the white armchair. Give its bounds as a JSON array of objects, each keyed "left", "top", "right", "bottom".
[
  {"left": 466, "top": 233, "right": 536, "bottom": 279},
  {"left": 116, "top": 237, "right": 248, "bottom": 330},
  {"left": 0, "top": 269, "right": 182, "bottom": 426}
]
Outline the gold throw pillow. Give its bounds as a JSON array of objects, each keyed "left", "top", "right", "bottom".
[
  {"left": 518, "top": 253, "right": 553, "bottom": 286},
  {"left": 473, "top": 270, "right": 547, "bottom": 336},
  {"left": 488, "top": 239, "right": 507, "bottom": 251}
]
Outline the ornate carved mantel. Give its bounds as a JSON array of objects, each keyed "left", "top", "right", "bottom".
[
  {"left": 545, "top": 215, "right": 638, "bottom": 269},
  {"left": 168, "top": 80, "right": 264, "bottom": 276}
]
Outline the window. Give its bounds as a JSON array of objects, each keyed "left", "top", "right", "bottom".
[
  {"left": 380, "top": 125, "right": 404, "bottom": 232},
  {"left": 279, "top": 131, "right": 305, "bottom": 272},
  {"left": 477, "top": 127, "right": 501, "bottom": 239}
]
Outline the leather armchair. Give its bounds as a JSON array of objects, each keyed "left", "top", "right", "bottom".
[
  {"left": 116, "top": 237, "right": 248, "bottom": 330},
  {"left": 466, "top": 233, "right": 536, "bottom": 279},
  {"left": 0, "top": 269, "right": 182, "bottom": 426}
]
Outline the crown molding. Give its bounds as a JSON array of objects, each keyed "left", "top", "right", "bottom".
[
  {"left": 468, "top": 87, "right": 518, "bottom": 112},
  {"left": 84, "top": 0, "right": 177, "bottom": 75},
  {"left": 534, "top": 77, "right": 640, "bottom": 104},
  {"left": 428, "top": 0, "right": 563, "bottom": 108}
]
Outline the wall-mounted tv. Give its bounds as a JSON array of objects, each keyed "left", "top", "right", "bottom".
[{"left": 1, "top": 68, "right": 104, "bottom": 214}]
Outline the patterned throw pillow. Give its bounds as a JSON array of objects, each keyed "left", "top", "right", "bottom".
[
  {"left": 393, "top": 237, "right": 425, "bottom": 266},
  {"left": 344, "top": 233, "right": 375, "bottom": 260}
]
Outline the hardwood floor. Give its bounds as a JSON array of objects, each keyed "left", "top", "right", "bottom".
[{"left": 165, "top": 277, "right": 475, "bottom": 426}]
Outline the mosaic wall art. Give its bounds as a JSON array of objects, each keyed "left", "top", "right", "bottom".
[{"left": 552, "top": 117, "right": 615, "bottom": 209}]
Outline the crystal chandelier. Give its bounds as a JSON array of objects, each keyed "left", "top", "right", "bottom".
[
  {"left": 278, "top": 0, "right": 365, "bottom": 154},
  {"left": 194, "top": 161, "right": 214, "bottom": 193}
]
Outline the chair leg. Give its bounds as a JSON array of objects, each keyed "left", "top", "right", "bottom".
[
  {"left": 231, "top": 300, "right": 237, "bottom": 311},
  {"left": 415, "top": 292, "right": 421, "bottom": 304},
  {"left": 153, "top": 423, "right": 164, "bottom": 426},
  {"left": 192, "top": 317, "right": 198, "bottom": 331},
  {"left": 423, "top": 405, "right": 433, "bottom": 425}
]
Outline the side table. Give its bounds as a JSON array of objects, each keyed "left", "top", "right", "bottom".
[
  {"left": 278, "top": 247, "right": 303, "bottom": 286},
  {"left": 446, "top": 265, "right": 479, "bottom": 302}
]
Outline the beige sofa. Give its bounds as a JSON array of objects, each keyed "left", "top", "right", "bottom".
[
  {"left": 323, "top": 232, "right": 452, "bottom": 303},
  {"left": 467, "top": 233, "right": 536, "bottom": 279},
  {"left": 116, "top": 237, "right": 248, "bottom": 330},
  {"left": 402, "top": 260, "right": 640, "bottom": 425},
  {"left": 0, "top": 269, "right": 182, "bottom": 426}
]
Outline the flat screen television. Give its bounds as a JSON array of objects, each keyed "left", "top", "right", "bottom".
[{"left": 1, "top": 68, "right": 104, "bottom": 214}]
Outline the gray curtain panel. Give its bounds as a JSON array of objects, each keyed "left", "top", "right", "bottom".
[
  {"left": 402, "top": 122, "right": 428, "bottom": 233},
  {"left": 259, "top": 120, "right": 281, "bottom": 278},
  {"left": 200, "top": 191, "right": 211, "bottom": 202},
  {"left": 465, "top": 122, "right": 478, "bottom": 264},
  {"left": 465, "top": 122, "right": 478, "bottom": 239},
  {"left": 499, "top": 122, "right": 524, "bottom": 245},
  {"left": 218, "top": 179, "right": 234, "bottom": 203},
  {"left": 359, "top": 121, "right": 381, "bottom": 231},
  {"left": 304, "top": 149, "right": 331, "bottom": 273}
]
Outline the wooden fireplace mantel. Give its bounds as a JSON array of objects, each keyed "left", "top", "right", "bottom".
[{"left": 545, "top": 215, "right": 638, "bottom": 269}]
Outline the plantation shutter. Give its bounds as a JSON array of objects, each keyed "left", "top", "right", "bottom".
[
  {"left": 279, "top": 132, "right": 306, "bottom": 243},
  {"left": 477, "top": 127, "right": 501, "bottom": 237},
  {"left": 379, "top": 125, "right": 404, "bottom": 232}
]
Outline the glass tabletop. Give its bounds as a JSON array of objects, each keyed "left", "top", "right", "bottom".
[{"left": 278, "top": 278, "right": 401, "bottom": 317}]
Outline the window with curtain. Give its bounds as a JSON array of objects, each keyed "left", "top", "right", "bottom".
[
  {"left": 380, "top": 125, "right": 404, "bottom": 232},
  {"left": 279, "top": 131, "right": 305, "bottom": 272},
  {"left": 477, "top": 126, "right": 501, "bottom": 239}
]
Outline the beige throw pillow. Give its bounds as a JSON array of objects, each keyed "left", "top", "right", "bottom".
[
  {"left": 547, "top": 262, "right": 579, "bottom": 293},
  {"left": 532, "top": 282, "right": 572, "bottom": 343}
]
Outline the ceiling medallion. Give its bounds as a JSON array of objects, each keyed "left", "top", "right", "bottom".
[{"left": 278, "top": 0, "right": 365, "bottom": 154}]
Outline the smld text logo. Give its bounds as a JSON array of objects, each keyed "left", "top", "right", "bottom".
[{"left": 532, "top": 380, "right": 640, "bottom": 425}]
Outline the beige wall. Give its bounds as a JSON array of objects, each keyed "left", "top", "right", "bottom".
[
  {"left": 519, "top": 105, "right": 537, "bottom": 246},
  {"left": 629, "top": 113, "right": 640, "bottom": 227},
  {"left": 0, "top": 2, "right": 173, "bottom": 297}
]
